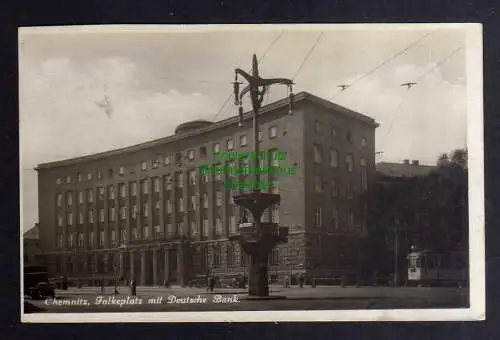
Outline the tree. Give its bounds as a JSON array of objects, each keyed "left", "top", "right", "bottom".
[{"left": 365, "top": 148, "right": 468, "bottom": 275}]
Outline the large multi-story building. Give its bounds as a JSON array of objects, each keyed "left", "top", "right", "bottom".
[{"left": 36, "top": 91, "right": 378, "bottom": 286}]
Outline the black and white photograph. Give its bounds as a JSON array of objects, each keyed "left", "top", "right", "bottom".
[{"left": 19, "top": 24, "right": 484, "bottom": 322}]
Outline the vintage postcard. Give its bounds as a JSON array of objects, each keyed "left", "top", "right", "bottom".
[{"left": 19, "top": 23, "right": 484, "bottom": 322}]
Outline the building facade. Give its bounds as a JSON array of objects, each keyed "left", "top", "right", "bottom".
[
  {"left": 36, "top": 92, "right": 378, "bottom": 286},
  {"left": 23, "top": 224, "right": 42, "bottom": 266}
]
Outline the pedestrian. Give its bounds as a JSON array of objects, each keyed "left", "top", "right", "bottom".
[
  {"left": 283, "top": 274, "right": 289, "bottom": 288},
  {"left": 209, "top": 275, "right": 216, "bottom": 292},
  {"left": 206, "top": 275, "right": 211, "bottom": 292},
  {"left": 130, "top": 279, "right": 137, "bottom": 296},
  {"left": 298, "top": 273, "right": 304, "bottom": 288}
]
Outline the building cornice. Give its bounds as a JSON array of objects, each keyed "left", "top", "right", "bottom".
[{"left": 36, "top": 91, "right": 378, "bottom": 170}]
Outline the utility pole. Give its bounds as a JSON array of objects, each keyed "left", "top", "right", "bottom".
[{"left": 230, "top": 54, "right": 293, "bottom": 297}]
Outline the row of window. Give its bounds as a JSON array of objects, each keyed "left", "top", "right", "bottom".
[
  {"left": 312, "top": 146, "right": 367, "bottom": 173},
  {"left": 55, "top": 127, "right": 284, "bottom": 186},
  {"left": 56, "top": 173, "right": 279, "bottom": 207},
  {"left": 313, "top": 121, "right": 367, "bottom": 147},
  {"left": 56, "top": 206, "right": 280, "bottom": 249}
]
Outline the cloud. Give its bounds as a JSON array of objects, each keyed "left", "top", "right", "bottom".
[{"left": 20, "top": 57, "right": 219, "bottom": 231}]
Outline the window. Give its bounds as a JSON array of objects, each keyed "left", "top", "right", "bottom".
[
  {"left": 56, "top": 178, "right": 62, "bottom": 185},
  {"left": 201, "top": 171, "right": 208, "bottom": 184},
  {"left": 175, "top": 152, "right": 182, "bottom": 164},
  {"left": 331, "top": 180, "right": 338, "bottom": 197},
  {"left": 190, "top": 196, "right": 196, "bottom": 210},
  {"left": 99, "top": 208, "right": 105, "bottom": 222},
  {"left": 120, "top": 206, "right": 127, "bottom": 220},
  {"left": 188, "top": 170, "right": 196, "bottom": 185},
  {"left": 87, "top": 172, "right": 93, "bottom": 181},
  {"left": 132, "top": 205, "right": 137, "bottom": 219},
  {"left": 347, "top": 182, "right": 354, "bottom": 200},
  {"left": 314, "top": 121, "right": 321, "bottom": 133},
  {"left": 88, "top": 210, "right": 95, "bottom": 223},
  {"left": 348, "top": 208, "right": 355, "bottom": 230},
  {"left": 272, "top": 180, "right": 279, "bottom": 194},
  {"left": 176, "top": 173, "right": 184, "bottom": 188},
  {"left": 269, "top": 125, "right": 277, "bottom": 139},
  {"left": 119, "top": 166, "right": 125, "bottom": 176},
  {"left": 78, "top": 212, "right": 84, "bottom": 224},
  {"left": 213, "top": 247, "right": 221, "bottom": 267},
  {"left": 360, "top": 158, "right": 367, "bottom": 191},
  {"left": 142, "top": 180, "right": 149, "bottom": 194},
  {"left": 97, "top": 170, "right": 103, "bottom": 180},
  {"left": 240, "top": 134, "right": 247, "bottom": 147},
  {"left": 215, "top": 217, "right": 223, "bottom": 236},
  {"left": 258, "top": 130, "right": 263, "bottom": 142},
  {"left": 108, "top": 186, "right": 116, "bottom": 199},
  {"left": 166, "top": 200, "right": 172, "bottom": 213},
  {"left": 213, "top": 143, "right": 221, "bottom": 154},
  {"left": 347, "top": 131, "right": 353, "bottom": 143},
  {"left": 67, "top": 192, "right": 73, "bottom": 206},
  {"left": 68, "top": 233, "right": 74, "bottom": 248},
  {"left": 164, "top": 155, "right": 171, "bottom": 166},
  {"left": 152, "top": 158, "right": 160, "bottom": 168},
  {"left": 332, "top": 208, "right": 339, "bottom": 230},
  {"left": 216, "top": 191, "right": 222, "bottom": 206},
  {"left": 313, "top": 144, "right": 323, "bottom": 164},
  {"left": 215, "top": 164, "right": 222, "bottom": 181},
  {"left": 78, "top": 191, "right": 84, "bottom": 204},
  {"left": 88, "top": 232, "right": 94, "bottom": 248},
  {"left": 203, "top": 218, "right": 209, "bottom": 237},
  {"left": 110, "top": 207, "right": 116, "bottom": 221},
  {"left": 108, "top": 169, "right": 114, "bottom": 178},
  {"left": 203, "top": 193, "right": 208, "bottom": 209},
  {"left": 121, "top": 229, "right": 128, "bottom": 242},
  {"left": 141, "top": 161, "right": 147, "bottom": 171},
  {"left": 57, "top": 215, "right": 63, "bottom": 227},
  {"left": 226, "top": 139, "right": 234, "bottom": 150},
  {"left": 272, "top": 204, "right": 280, "bottom": 223},
  {"left": 67, "top": 212, "right": 73, "bottom": 225},
  {"left": 190, "top": 221, "right": 198, "bottom": 235},
  {"left": 361, "top": 137, "right": 367, "bottom": 148},
  {"left": 164, "top": 175, "right": 172, "bottom": 190},
  {"left": 77, "top": 172, "right": 82, "bottom": 182},
  {"left": 177, "top": 222, "right": 184, "bottom": 235},
  {"left": 119, "top": 184, "right": 126, "bottom": 198},
  {"left": 200, "top": 146, "right": 207, "bottom": 158},
  {"left": 98, "top": 186, "right": 104, "bottom": 199},
  {"left": 87, "top": 189, "right": 94, "bottom": 203},
  {"left": 143, "top": 226, "right": 149, "bottom": 240},
  {"left": 187, "top": 149, "right": 195, "bottom": 161},
  {"left": 131, "top": 182, "right": 137, "bottom": 196},
  {"left": 179, "top": 197, "right": 184, "bottom": 212},
  {"left": 66, "top": 176, "right": 72, "bottom": 184},
  {"left": 78, "top": 233, "right": 84, "bottom": 247},
  {"left": 314, "top": 175, "right": 322, "bottom": 193},
  {"left": 229, "top": 215, "right": 237, "bottom": 234},
  {"left": 99, "top": 231, "right": 105, "bottom": 247},
  {"left": 331, "top": 126, "right": 337, "bottom": 137},
  {"left": 143, "top": 203, "right": 149, "bottom": 217},
  {"left": 314, "top": 207, "right": 322, "bottom": 227},
  {"left": 346, "top": 154, "right": 353, "bottom": 172},
  {"left": 330, "top": 149, "right": 339, "bottom": 168},
  {"left": 154, "top": 177, "right": 160, "bottom": 192},
  {"left": 56, "top": 193, "right": 63, "bottom": 207}
]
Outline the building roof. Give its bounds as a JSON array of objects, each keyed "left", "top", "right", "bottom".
[
  {"left": 23, "top": 224, "right": 39, "bottom": 240},
  {"left": 36, "top": 91, "right": 378, "bottom": 170},
  {"left": 376, "top": 161, "right": 437, "bottom": 178}
]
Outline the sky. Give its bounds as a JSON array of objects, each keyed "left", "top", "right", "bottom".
[{"left": 19, "top": 24, "right": 469, "bottom": 232}]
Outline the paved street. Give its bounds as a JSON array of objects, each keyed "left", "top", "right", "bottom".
[{"left": 25, "top": 285, "right": 469, "bottom": 313}]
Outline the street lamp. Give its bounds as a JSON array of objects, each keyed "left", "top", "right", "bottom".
[{"left": 228, "top": 54, "right": 292, "bottom": 297}]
